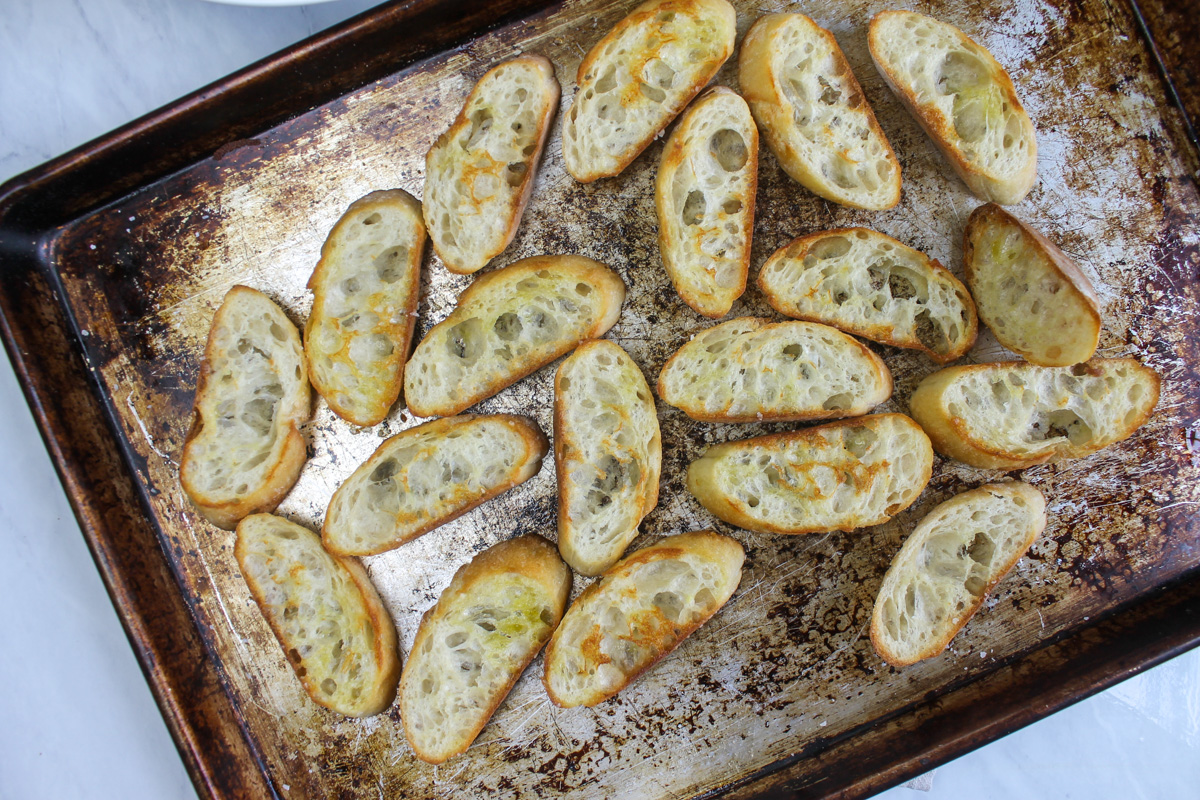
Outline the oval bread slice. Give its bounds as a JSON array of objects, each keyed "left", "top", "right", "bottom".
[
  {"left": 424, "top": 55, "right": 560, "bottom": 275},
  {"left": 758, "top": 227, "right": 978, "bottom": 363},
  {"left": 180, "top": 286, "right": 311, "bottom": 530},
  {"left": 870, "top": 482, "right": 1046, "bottom": 666},
  {"left": 543, "top": 530, "right": 743, "bottom": 707},
  {"left": 909, "top": 359, "right": 1160, "bottom": 469},
  {"left": 868, "top": 11, "right": 1037, "bottom": 204},
  {"left": 556, "top": 339, "right": 662, "bottom": 576},
  {"left": 688, "top": 414, "right": 933, "bottom": 534},
  {"left": 305, "top": 189, "right": 425, "bottom": 426},
  {"left": 400, "top": 535, "right": 570, "bottom": 763},
  {"left": 235, "top": 514, "right": 401, "bottom": 716},
  {"left": 562, "top": 0, "right": 737, "bottom": 183},
  {"left": 403, "top": 255, "right": 625, "bottom": 418},
  {"left": 655, "top": 86, "right": 758, "bottom": 318},
  {"left": 738, "top": 13, "right": 901, "bottom": 210},
  {"left": 964, "top": 203, "right": 1102, "bottom": 366},
  {"left": 657, "top": 317, "right": 893, "bottom": 423},
  {"left": 323, "top": 414, "right": 549, "bottom": 556}
]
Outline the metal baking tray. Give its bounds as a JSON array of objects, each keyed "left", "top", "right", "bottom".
[{"left": 1, "top": 0, "right": 1197, "bottom": 797}]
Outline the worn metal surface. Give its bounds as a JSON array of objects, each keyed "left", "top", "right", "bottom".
[{"left": 38, "top": 0, "right": 1200, "bottom": 797}]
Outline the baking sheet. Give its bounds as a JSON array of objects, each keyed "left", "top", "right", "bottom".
[{"left": 39, "top": 0, "right": 1200, "bottom": 797}]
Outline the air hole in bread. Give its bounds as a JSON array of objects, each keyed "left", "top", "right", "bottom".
[
  {"left": 843, "top": 426, "right": 877, "bottom": 458},
  {"left": 1031, "top": 409, "right": 1092, "bottom": 444},
  {"left": 362, "top": 213, "right": 382, "bottom": 226},
  {"left": 506, "top": 162, "right": 528, "bottom": 187},
  {"left": 722, "top": 198, "right": 743, "bottom": 214},
  {"left": 682, "top": 190, "right": 706, "bottom": 226},
  {"left": 640, "top": 82, "right": 667, "bottom": 103},
  {"left": 464, "top": 108, "right": 494, "bottom": 150},
  {"left": 914, "top": 309, "right": 949, "bottom": 355},
  {"left": 709, "top": 129, "right": 748, "bottom": 172},
  {"left": 816, "top": 75, "right": 842, "bottom": 105},
  {"left": 494, "top": 312, "right": 523, "bottom": 341},
  {"left": 823, "top": 392, "right": 853, "bottom": 410},
  {"left": 446, "top": 317, "right": 485, "bottom": 363}
]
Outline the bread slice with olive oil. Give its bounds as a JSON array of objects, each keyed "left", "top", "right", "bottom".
[
  {"left": 400, "top": 535, "right": 570, "bottom": 763},
  {"left": 236, "top": 513, "right": 400, "bottom": 716},
  {"left": 323, "top": 414, "right": 548, "bottom": 556},
  {"left": 403, "top": 255, "right": 625, "bottom": 418}
]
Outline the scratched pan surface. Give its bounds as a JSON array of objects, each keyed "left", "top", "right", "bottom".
[{"left": 42, "top": 0, "right": 1199, "bottom": 797}]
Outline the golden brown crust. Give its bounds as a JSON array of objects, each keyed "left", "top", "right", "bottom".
[
  {"left": 656, "top": 317, "right": 894, "bottom": 423},
  {"left": 553, "top": 339, "right": 662, "bottom": 575},
  {"left": 909, "top": 359, "right": 1161, "bottom": 469},
  {"left": 542, "top": 530, "right": 743, "bottom": 707},
  {"left": 738, "top": 14, "right": 901, "bottom": 210},
  {"left": 401, "top": 534, "right": 569, "bottom": 762},
  {"left": 180, "top": 285, "right": 311, "bottom": 530},
  {"left": 234, "top": 515, "right": 401, "bottom": 716},
  {"left": 304, "top": 189, "right": 424, "bottom": 426},
  {"left": 564, "top": 0, "right": 737, "bottom": 183},
  {"left": 424, "top": 55, "right": 560, "bottom": 274},
  {"left": 655, "top": 86, "right": 758, "bottom": 318},
  {"left": 322, "top": 413, "right": 549, "bottom": 556},
  {"left": 868, "top": 482, "right": 1046, "bottom": 666},
  {"left": 964, "top": 203, "right": 1102, "bottom": 366},
  {"left": 686, "top": 413, "right": 934, "bottom": 534},
  {"left": 403, "top": 254, "right": 626, "bottom": 418},
  {"left": 868, "top": 11, "right": 1036, "bottom": 204},
  {"left": 757, "top": 227, "right": 978, "bottom": 363}
]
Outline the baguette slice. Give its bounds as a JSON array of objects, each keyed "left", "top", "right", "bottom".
[
  {"left": 556, "top": 340, "right": 662, "bottom": 576},
  {"left": 403, "top": 255, "right": 625, "bottom": 418},
  {"left": 759, "top": 228, "right": 977, "bottom": 363},
  {"left": 738, "top": 13, "right": 901, "bottom": 210},
  {"left": 235, "top": 514, "right": 401, "bottom": 716},
  {"left": 868, "top": 11, "right": 1037, "bottom": 204},
  {"left": 323, "top": 414, "right": 548, "bottom": 556},
  {"left": 688, "top": 414, "right": 933, "bottom": 534},
  {"left": 870, "top": 482, "right": 1046, "bottom": 666},
  {"left": 543, "top": 530, "right": 743, "bottom": 707},
  {"left": 180, "top": 286, "right": 311, "bottom": 529},
  {"left": 562, "top": 0, "right": 737, "bottom": 183},
  {"left": 305, "top": 189, "right": 425, "bottom": 426},
  {"left": 657, "top": 317, "right": 892, "bottom": 423},
  {"left": 655, "top": 86, "right": 758, "bottom": 318},
  {"left": 964, "top": 203, "right": 1102, "bottom": 366},
  {"left": 400, "top": 535, "right": 570, "bottom": 763},
  {"left": 424, "top": 56, "right": 560, "bottom": 275},
  {"left": 910, "top": 359, "right": 1160, "bottom": 469}
]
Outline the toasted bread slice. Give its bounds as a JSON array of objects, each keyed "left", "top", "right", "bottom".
[
  {"left": 655, "top": 86, "right": 758, "bottom": 318},
  {"left": 964, "top": 203, "right": 1102, "bottom": 366},
  {"left": 424, "top": 56, "right": 560, "bottom": 275},
  {"left": 656, "top": 317, "right": 892, "bottom": 423},
  {"left": 323, "top": 414, "right": 548, "bottom": 556},
  {"left": 555, "top": 340, "right": 662, "bottom": 576},
  {"left": 235, "top": 514, "right": 400, "bottom": 716},
  {"left": 305, "top": 190, "right": 425, "bottom": 426},
  {"left": 688, "top": 414, "right": 933, "bottom": 534},
  {"left": 543, "top": 530, "right": 743, "bottom": 707},
  {"left": 909, "top": 359, "right": 1160, "bottom": 469},
  {"left": 758, "top": 227, "right": 977, "bottom": 363},
  {"left": 400, "top": 535, "right": 570, "bottom": 763},
  {"left": 403, "top": 255, "right": 625, "bottom": 418},
  {"left": 868, "top": 11, "right": 1037, "bottom": 204},
  {"left": 870, "top": 482, "right": 1046, "bottom": 666},
  {"left": 180, "top": 286, "right": 311, "bottom": 529},
  {"left": 562, "top": 0, "right": 737, "bottom": 183},
  {"left": 739, "top": 13, "right": 901, "bottom": 210}
]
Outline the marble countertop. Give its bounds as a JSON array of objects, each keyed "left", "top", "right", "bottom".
[{"left": 1, "top": 1, "right": 1197, "bottom": 798}]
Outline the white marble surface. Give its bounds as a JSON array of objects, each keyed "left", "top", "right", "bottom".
[{"left": 0, "top": 1, "right": 1197, "bottom": 798}]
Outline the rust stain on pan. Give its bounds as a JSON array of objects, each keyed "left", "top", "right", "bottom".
[{"left": 45, "top": 0, "right": 1200, "bottom": 797}]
